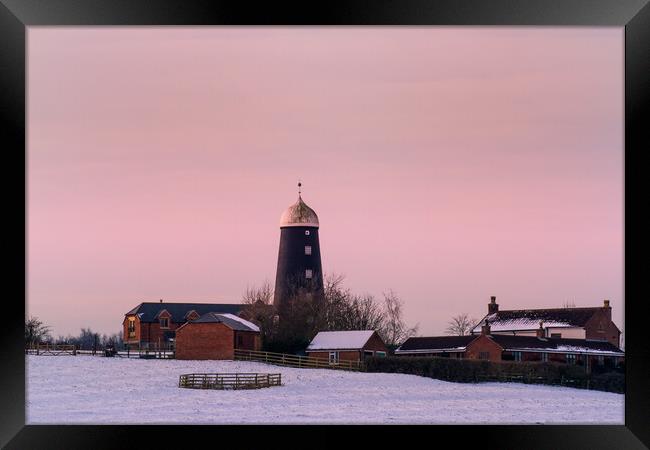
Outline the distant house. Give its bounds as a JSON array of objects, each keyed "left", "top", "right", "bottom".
[
  {"left": 396, "top": 320, "right": 624, "bottom": 372},
  {"left": 122, "top": 301, "right": 248, "bottom": 349},
  {"left": 471, "top": 297, "right": 621, "bottom": 347},
  {"left": 175, "top": 312, "right": 261, "bottom": 360},
  {"left": 306, "top": 330, "right": 388, "bottom": 363}
]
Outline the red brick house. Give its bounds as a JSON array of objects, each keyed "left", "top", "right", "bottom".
[
  {"left": 305, "top": 330, "right": 388, "bottom": 363},
  {"left": 471, "top": 297, "right": 621, "bottom": 347},
  {"left": 175, "top": 312, "right": 261, "bottom": 360},
  {"left": 122, "top": 301, "right": 248, "bottom": 349},
  {"left": 396, "top": 320, "right": 624, "bottom": 372}
]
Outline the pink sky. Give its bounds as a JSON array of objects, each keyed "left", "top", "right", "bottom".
[{"left": 27, "top": 27, "right": 623, "bottom": 338}]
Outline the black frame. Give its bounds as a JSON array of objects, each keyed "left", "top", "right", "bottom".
[{"left": 2, "top": 1, "right": 648, "bottom": 448}]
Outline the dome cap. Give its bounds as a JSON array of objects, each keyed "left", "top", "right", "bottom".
[{"left": 280, "top": 194, "right": 319, "bottom": 228}]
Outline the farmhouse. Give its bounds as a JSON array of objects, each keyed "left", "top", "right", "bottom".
[
  {"left": 472, "top": 297, "right": 621, "bottom": 347},
  {"left": 122, "top": 301, "right": 251, "bottom": 349},
  {"left": 306, "top": 330, "right": 388, "bottom": 363},
  {"left": 175, "top": 312, "right": 261, "bottom": 360},
  {"left": 396, "top": 320, "right": 624, "bottom": 372}
]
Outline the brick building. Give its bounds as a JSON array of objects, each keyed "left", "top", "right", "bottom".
[
  {"left": 471, "top": 297, "right": 621, "bottom": 347},
  {"left": 396, "top": 320, "right": 624, "bottom": 372},
  {"left": 175, "top": 312, "right": 261, "bottom": 360},
  {"left": 122, "top": 301, "right": 249, "bottom": 349},
  {"left": 306, "top": 330, "right": 388, "bottom": 363}
]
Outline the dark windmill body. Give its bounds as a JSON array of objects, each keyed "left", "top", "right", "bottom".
[{"left": 273, "top": 185, "right": 324, "bottom": 315}]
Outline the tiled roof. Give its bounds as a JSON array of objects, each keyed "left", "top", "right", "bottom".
[
  {"left": 306, "top": 330, "right": 377, "bottom": 351},
  {"left": 471, "top": 307, "right": 603, "bottom": 333},
  {"left": 126, "top": 302, "right": 245, "bottom": 323},
  {"left": 189, "top": 312, "right": 259, "bottom": 332},
  {"left": 396, "top": 336, "right": 477, "bottom": 353}
]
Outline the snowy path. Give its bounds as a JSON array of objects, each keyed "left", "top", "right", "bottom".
[{"left": 26, "top": 355, "right": 623, "bottom": 424}]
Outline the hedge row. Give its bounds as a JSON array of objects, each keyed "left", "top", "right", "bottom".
[{"left": 364, "top": 356, "right": 624, "bottom": 394}]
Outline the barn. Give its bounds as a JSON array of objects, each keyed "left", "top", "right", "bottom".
[
  {"left": 306, "top": 330, "right": 388, "bottom": 363},
  {"left": 175, "top": 312, "right": 261, "bottom": 360}
]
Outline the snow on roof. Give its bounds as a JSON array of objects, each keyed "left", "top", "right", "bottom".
[
  {"left": 218, "top": 313, "right": 260, "bottom": 332},
  {"left": 471, "top": 314, "right": 574, "bottom": 333},
  {"left": 307, "top": 330, "right": 376, "bottom": 351}
]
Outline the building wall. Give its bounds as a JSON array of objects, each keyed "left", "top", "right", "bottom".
[
  {"left": 584, "top": 308, "right": 620, "bottom": 347},
  {"left": 363, "top": 332, "right": 389, "bottom": 353},
  {"left": 273, "top": 225, "right": 324, "bottom": 313},
  {"left": 235, "top": 331, "right": 261, "bottom": 351},
  {"left": 465, "top": 335, "right": 503, "bottom": 361},
  {"left": 175, "top": 322, "right": 235, "bottom": 360},
  {"left": 545, "top": 327, "right": 586, "bottom": 339},
  {"left": 307, "top": 350, "right": 362, "bottom": 362}
]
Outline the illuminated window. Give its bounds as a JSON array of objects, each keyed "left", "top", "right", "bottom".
[
  {"left": 128, "top": 318, "right": 136, "bottom": 338},
  {"left": 305, "top": 245, "right": 312, "bottom": 255},
  {"left": 513, "top": 351, "right": 522, "bottom": 362},
  {"left": 305, "top": 269, "right": 313, "bottom": 279}
]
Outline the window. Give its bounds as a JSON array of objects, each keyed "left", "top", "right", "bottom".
[
  {"left": 305, "top": 230, "right": 310, "bottom": 236},
  {"left": 329, "top": 352, "right": 338, "bottom": 364},
  {"left": 597, "top": 355, "right": 605, "bottom": 366},
  {"left": 541, "top": 352, "right": 548, "bottom": 362},
  {"left": 236, "top": 335, "right": 244, "bottom": 348},
  {"left": 375, "top": 351, "right": 387, "bottom": 358},
  {"left": 364, "top": 350, "right": 374, "bottom": 358},
  {"left": 566, "top": 354, "right": 576, "bottom": 365},
  {"left": 305, "top": 269, "right": 313, "bottom": 279},
  {"left": 127, "top": 318, "right": 136, "bottom": 338},
  {"left": 160, "top": 318, "right": 169, "bottom": 329},
  {"left": 305, "top": 245, "right": 312, "bottom": 255},
  {"left": 513, "top": 351, "right": 522, "bottom": 362},
  {"left": 479, "top": 352, "right": 490, "bottom": 360}
]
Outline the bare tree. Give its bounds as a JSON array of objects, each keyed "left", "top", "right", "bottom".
[
  {"left": 242, "top": 280, "right": 274, "bottom": 305},
  {"left": 25, "top": 316, "right": 52, "bottom": 347},
  {"left": 562, "top": 299, "right": 576, "bottom": 308},
  {"left": 445, "top": 313, "right": 477, "bottom": 336},
  {"left": 379, "top": 290, "right": 418, "bottom": 347}
]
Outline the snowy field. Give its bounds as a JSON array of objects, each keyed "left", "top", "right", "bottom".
[{"left": 26, "top": 355, "right": 624, "bottom": 424}]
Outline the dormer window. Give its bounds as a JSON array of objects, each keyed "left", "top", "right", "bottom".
[{"left": 160, "top": 318, "right": 169, "bottom": 329}]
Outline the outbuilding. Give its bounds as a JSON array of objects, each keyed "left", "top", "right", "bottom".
[
  {"left": 306, "top": 330, "right": 388, "bottom": 363},
  {"left": 175, "top": 312, "right": 261, "bottom": 360}
]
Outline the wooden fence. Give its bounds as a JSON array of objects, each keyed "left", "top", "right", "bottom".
[
  {"left": 179, "top": 373, "right": 282, "bottom": 390},
  {"left": 25, "top": 344, "right": 76, "bottom": 355},
  {"left": 234, "top": 349, "right": 364, "bottom": 371}
]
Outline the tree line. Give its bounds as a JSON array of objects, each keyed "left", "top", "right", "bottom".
[
  {"left": 25, "top": 316, "right": 123, "bottom": 350},
  {"left": 241, "top": 273, "right": 419, "bottom": 354}
]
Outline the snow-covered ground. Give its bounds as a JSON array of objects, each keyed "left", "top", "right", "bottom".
[{"left": 26, "top": 355, "right": 624, "bottom": 424}]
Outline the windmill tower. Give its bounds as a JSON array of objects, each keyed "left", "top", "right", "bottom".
[{"left": 273, "top": 182, "right": 324, "bottom": 314}]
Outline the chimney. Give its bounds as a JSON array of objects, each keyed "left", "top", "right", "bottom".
[
  {"left": 603, "top": 299, "right": 611, "bottom": 320},
  {"left": 536, "top": 321, "right": 545, "bottom": 339},
  {"left": 488, "top": 296, "right": 499, "bottom": 314},
  {"left": 160, "top": 299, "right": 163, "bottom": 303},
  {"left": 481, "top": 319, "right": 491, "bottom": 336}
]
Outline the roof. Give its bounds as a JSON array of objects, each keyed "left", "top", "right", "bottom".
[
  {"left": 306, "top": 330, "right": 376, "bottom": 351},
  {"left": 471, "top": 307, "right": 604, "bottom": 333},
  {"left": 280, "top": 195, "right": 319, "bottom": 228},
  {"left": 126, "top": 302, "right": 245, "bottom": 323},
  {"left": 396, "top": 334, "right": 624, "bottom": 356},
  {"left": 488, "top": 335, "right": 624, "bottom": 355},
  {"left": 395, "top": 335, "right": 476, "bottom": 354},
  {"left": 187, "top": 312, "right": 260, "bottom": 332}
]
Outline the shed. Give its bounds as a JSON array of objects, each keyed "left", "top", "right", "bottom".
[
  {"left": 175, "top": 312, "right": 261, "bottom": 360},
  {"left": 306, "top": 330, "right": 387, "bottom": 363}
]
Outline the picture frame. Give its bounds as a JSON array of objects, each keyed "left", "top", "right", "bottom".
[{"left": 1, "top": 0, "right": 648, "bottom": 448}]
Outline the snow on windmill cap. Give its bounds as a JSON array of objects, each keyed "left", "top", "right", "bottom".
[{"left": 279, "top": 182, "right": 319, "bottom": 228}]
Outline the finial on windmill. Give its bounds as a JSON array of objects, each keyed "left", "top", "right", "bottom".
[{"left": 298, "top": 180, "right": 302, "bottom": 197}]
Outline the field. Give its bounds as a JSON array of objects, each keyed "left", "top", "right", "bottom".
[{"left": 26, "top": 355, "right": 624, "bottom": 424}]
